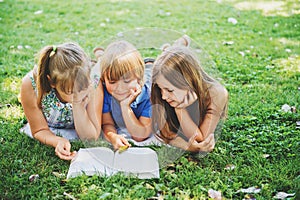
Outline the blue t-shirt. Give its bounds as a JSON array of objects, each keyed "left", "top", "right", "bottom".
[{"left": 102, "top": 82, "right": 152, "bottom": 138}]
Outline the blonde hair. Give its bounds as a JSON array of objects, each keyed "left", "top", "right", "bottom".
[
  {"left": 100, "top": 40, "right": 144, "bottom": 85},
  {"left": 35, "top": 42, "right": 90, "bottom": 107},
  {"left": 151, "top": 46, "right": 226, "bottom": 142}
]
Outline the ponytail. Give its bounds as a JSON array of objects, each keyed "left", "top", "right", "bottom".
[{"left": 36, "top": 46, "right": 54, "bottom": 108}]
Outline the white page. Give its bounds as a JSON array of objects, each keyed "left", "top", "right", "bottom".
[
  {"left": 67, "top": 147, "right": 114, "bottom": 178},
  {"left": 113, "top": 147, "right": 160, "bottom": 179}
]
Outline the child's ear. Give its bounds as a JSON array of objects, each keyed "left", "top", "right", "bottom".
[{"left": 47, "top": 75, "right": 55, "bottom": 88}]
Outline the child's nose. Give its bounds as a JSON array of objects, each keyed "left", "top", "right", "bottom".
[{"left": 161, "top": 90, "right": 168, "bottom": 100}]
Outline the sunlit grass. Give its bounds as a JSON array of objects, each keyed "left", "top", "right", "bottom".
[
  {"left": 0, "top": 105, "right": 24, "bottom": 121},
  {"left": 278, "top": 38, "right": 300, "bottom": 46},
  {"left": 1, "top": 77, "right": 22, "bottom": 95},
  {"left": 0, "top": 0, "right": 299, "bottom": 199},
  {"left": 273, "top": 55, "right": 300, "bottom": 73},
  {"left": 233, "top": 1, "right": 300, "bottom": 16}
]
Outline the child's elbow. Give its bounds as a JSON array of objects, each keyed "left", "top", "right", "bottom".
[{"left": 132, "top": 132, "right": 152, "bottom": 142}]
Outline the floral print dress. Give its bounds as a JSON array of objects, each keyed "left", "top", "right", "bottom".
[{"left": 30, "top": 73, "right": 75, "bottom": 129}]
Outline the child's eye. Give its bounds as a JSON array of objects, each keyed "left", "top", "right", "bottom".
[
  {"left": 123, "top": 79, "right": 132, "bottom": 83},
  {"left": 167, "top": 89, "right": 174, "bottom": 93},
  {"left": 108, "top": 81, "right": 116, "bottom": 84},
  {"left": 65, "top": 91, "right": 73, "bottom": 95}
]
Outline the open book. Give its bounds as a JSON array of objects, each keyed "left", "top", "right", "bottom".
[{"left": 67, "top": 147, "right": 160, "bottom": 179}]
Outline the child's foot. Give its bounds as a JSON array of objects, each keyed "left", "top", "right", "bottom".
[
  {"left": 144, "top": 58, "right": 155, "bottom": 65},
  {"left": 161, "top": 43, "right": 171, "bottom": 51},
  {"left": 93, "top": 47, "right": 105, "bottom": 60},
  {"left": 161, "top": 35, "right": 191, "bottom": 51},
  {"left": 173, "top": 35, "right": 191, "bottom": 47}
]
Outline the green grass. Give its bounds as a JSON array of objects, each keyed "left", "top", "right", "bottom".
[{"left": 1, "top": 0, "right": 299, "bottom": 199}]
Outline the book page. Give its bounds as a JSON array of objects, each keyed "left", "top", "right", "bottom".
[
  {"left": 67, "top": 147, "right": 114, "bottom": 178},
  {"left": 113, "top": 147, "right": 160, "bottom": 179}
]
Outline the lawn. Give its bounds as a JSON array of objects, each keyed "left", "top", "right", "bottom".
[{"left": 0, "top": 0, "right": 299, "bottom": 199}]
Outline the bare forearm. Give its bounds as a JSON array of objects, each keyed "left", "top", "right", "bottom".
[
  {"left": 103, "top": 124, "right": 117, "bottom": 143},
  {"left": 176, "top": 108, "right": 204, "bottom": 141},
  {"left": 34, "top": 129, "right": 61, "bottom": 148},
  {"left": 121, "top": 106, "right": 151, "bottom": 138},
  {"left": 169, "top": 136, "right": 190, "bottom": 151},
  {"left": 73, "top": 104, "right": 99, "bottom": 140},
  {"left": 169, "top": 134, "right": 215, "bottom": 152}
]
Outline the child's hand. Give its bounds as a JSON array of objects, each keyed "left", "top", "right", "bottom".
[
  {"left": 110, "top": 134, "right": 131, "bottom": 150},
  {"left": 73, "top": 85, "right": 92, "bottom": 107},
  {"left": 176, "top": 90, "right": 197, "bottom": 109},
  {"left": 120, "top": 84, "right": 142, "bottom": 107},
  {"left": 55, "top": 138, "right": 77, "bottom": 160},
  {"left": 187, "top": 133, "right": 215, "bottom": 152}
]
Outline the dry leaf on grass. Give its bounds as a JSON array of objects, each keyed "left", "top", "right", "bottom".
[
  {"left": 28, "top": 174, "right": 39, "bottom": 182},
  {"left": 273, "top": 192, "right": 295, "bottom": 199},
  {"left": 225, "top": 164, "right": 236, "bottom": 170},
  {"left": 237, "top": 186, "right": 261, "bottom": 194},
  {"left": 208, "top": 189, "right": 222, "bottom": 200}
]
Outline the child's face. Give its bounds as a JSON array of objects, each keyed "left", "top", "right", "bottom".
[
  {"left": 104, "top": 75, "right": 140, "bottom": 101},
  {"left": 156, "top": 75, "right": 188, "bottom": 108}
]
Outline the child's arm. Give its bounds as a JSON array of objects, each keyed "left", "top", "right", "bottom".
[
  {"left": 72, "top": 82, "right": 103, "bottom": 140},
  {"left": 119, "top": 88, "right": 152, "bottom": 141},
  {"left": 20, "top": 74, "right": 76, "bottom": 160},
  {"left": 175, "top": 84, "right": 228, "bottom": 142},
  {"left": 169, "top": 133, "right": 215, "bottom": 152},
  {"left": 102, "top": 112, "right": 130, "bottom": 149},
  {"left": 175, "top": 108, "right": 204, "bottom": 142},
  {"left": 199, "top": 84, "right": 228, "bottom": 139}
]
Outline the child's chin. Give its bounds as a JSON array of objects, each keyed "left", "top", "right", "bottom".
[
  {"left": 169, "top": 101, "right": 179, "bottom": 107},
  {"left": 113, "top": 94, "right": 129, "bottom": 101}
]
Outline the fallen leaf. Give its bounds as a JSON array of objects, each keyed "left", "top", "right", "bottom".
[
  {"left": 237, "top": 186, "right": 261, "bottom": 194},
  {"left": 29, "top": 174, "right": 39, "bottom": 182},
  {"left": 63, "top": 192, "right": 76, "bottom": 200},
  {"left": 118, "top": 145, "right": 129, "bottom": 153},
  {"left": 243, "top": 194, "right": 256, "bottom": 200},
  {"left": 281, "top": 104, "right": 291, "bottom": 112},
  {"left": 145, "top": 183, "right": 154, "bottom": 189},
  {"left": 262, "top": 154, "right": 270, "bottom": 158},
  {"left": 208, "top": 189, "right": 222, "bottom": 200},
  {"left": 225, "top": 164, "right": 236, "bottom": 170},
  {"left": 34, "top": 10, "right": 43, "bottom": 15},
  {"left": 228, "top": 17, "right": 238, "bottom": 24},
  {"left": 285, "top": 49, "right": 292, "bottom": 53},
  {"left": 223, "top": 41, "right": 234, "bottom": 45},
  {"left": 290, "top": 106, "right": 296, "bottom": 113},
  {"left": 53, "top": 172, "right": 64, "bottom": 178},
  {"left": 273, "top": 192, "right": 295, "bottom": 199},
  {"left": 239, "top": 51, "right": 245, "bottom": 56}
]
